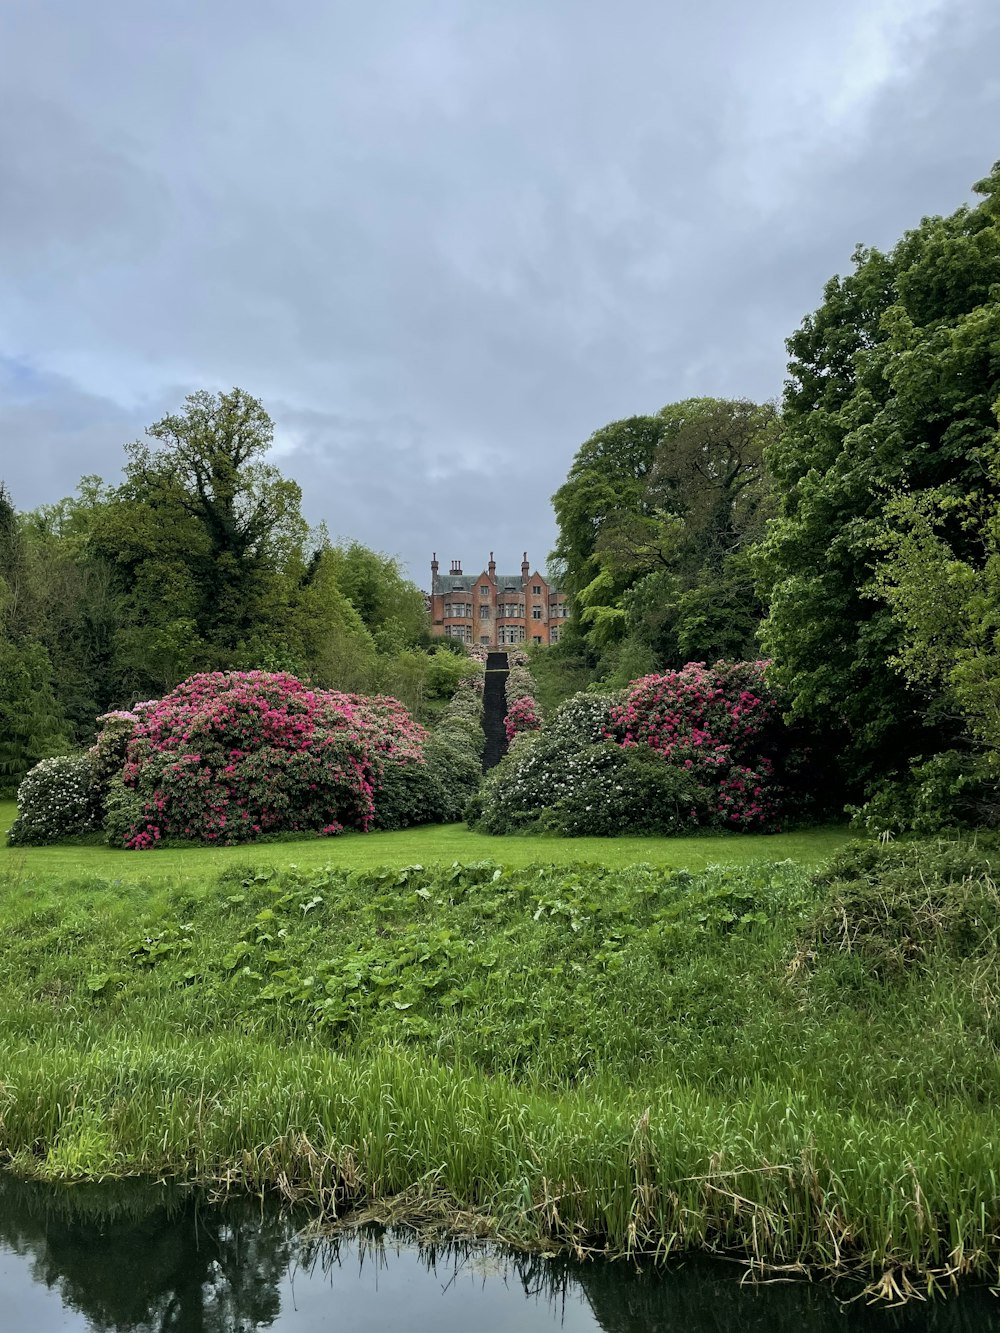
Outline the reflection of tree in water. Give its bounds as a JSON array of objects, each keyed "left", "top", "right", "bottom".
[
  {"left": 0, "top": 1176, "right": 291, "bottom": 1332},
  {"left": 573, "top": 1254, "right": 999, "bottom": 1333},
  {"left": 0, "top": 1177, "right": 996, "bottom": 1333}
]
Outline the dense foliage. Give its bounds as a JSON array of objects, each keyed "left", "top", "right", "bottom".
[
  {"left": 0, "top": 391, "right": 442, "bottom": 795},
  {"left": 757, "top": 163, "right": 1000, "bottom": 795},
  {"left": 105, "top": 672, "right": 430, "bottom": 848},
  {"left": 7, "top": 755, "right": 97, "bottom": 845},
  {"left": 472, "top": 660, "right": 784, "bottom": 836},
  {"left": 552, "top": 399, "right": 777, "bottom": 685},
  {"left": 502, "top": 660, "right": 542, "bottom": 742}
]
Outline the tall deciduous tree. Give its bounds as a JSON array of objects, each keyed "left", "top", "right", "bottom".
[
  {"left": 0, "top": 484, "right": 71, "bottom": 794},
  {"left": 756, "top": 162, "right": 1000, "bottom": 788},
  {"left": 552, "top": 400, "right": 776, "bottom": 676},
  {"left": 92, "top": 388, "right": 309, "bottom": 692}
]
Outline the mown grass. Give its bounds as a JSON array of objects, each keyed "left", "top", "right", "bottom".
[
  {"left": 0, "top": 798, "right": 850, "bottom": 880},
  {"left": 1, "top": 837, "right": 1000, "bottom": 1297}
]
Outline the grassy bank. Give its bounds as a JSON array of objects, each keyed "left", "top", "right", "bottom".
[
  {"left": 1, "top": 838, "right": 999, "bottom": 1296},
  {"left": 0, "top": 799, "right": 850, "bottom": 879}
]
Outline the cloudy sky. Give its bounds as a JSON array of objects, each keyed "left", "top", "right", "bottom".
[{"left": 1, "top": 0, "right": 998, "bottom": 586}]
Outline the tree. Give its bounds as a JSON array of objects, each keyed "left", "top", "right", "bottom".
[
  {"left": 0, "top": 484, "right": 71, "bottom": 792},
  {"left": 756, "top": 163, "right": 1000, "bottom": 789},
  {"left": 91, "top": 388, "right": 310, "bottom": 695},
  {"left": 872, "top": 441, "right": 1000, "bottom": 755},
  {"left": 325, "top": 541, "right": 428, "bottom": 648},
  {"left": 551, "top": 400, "right": 777, "bottom": 678}
]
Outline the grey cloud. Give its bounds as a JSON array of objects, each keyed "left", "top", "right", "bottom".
[{"left": 0, "top": 0, "right": 998, "bottom": 583}]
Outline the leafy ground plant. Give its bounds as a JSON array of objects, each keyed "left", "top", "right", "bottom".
[{"left": 0, "top": 835, "right": 997, "bottom": 1300}]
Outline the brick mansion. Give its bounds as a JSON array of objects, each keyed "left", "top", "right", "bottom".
[{"left": 428, "top": 553, "right": 569, "bottom": 647}]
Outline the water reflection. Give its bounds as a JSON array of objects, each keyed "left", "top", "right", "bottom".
[{"left": 0, "top": 1175, "right": 995, "bottom": 1332}]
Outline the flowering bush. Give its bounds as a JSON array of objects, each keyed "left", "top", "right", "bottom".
[
  {"left": 606, "top": 661, "right": 782, "bottom": 830},
  {"left": 504, "top": 694, "right": 541, "bottom": 741},
  {"left": 103, "top": 671, "right": 429, "bottom": 848},
  {"left": 468, "top": 735, "right": 706, "bottom": 836},
  {"left": 504, "top": 664, "right": 535, "bottom": 704},
  {"left": 90, "top": 710, "right": 140, "bottom": 818},
  {"left": 8, "top": 755, "right": 98, "bottom": 845},
  {"left": 502, "top": 659, "right": 542, "bottom": 743},
  {"left": 548, "top": 692, "right": 620, "bottom": 746},
  {"left": 472, "top": 660, "right": 787, "bottom": 837}
]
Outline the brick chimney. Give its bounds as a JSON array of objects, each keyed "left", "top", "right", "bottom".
[
  {"left": 431, "top": 551, "right": 439, "bottom": 581},
  {"left": 450, "top": 558, "right": 462, "bottom": 575},
  {"left": 488, "top": 551, "right": 496, "bottom": 578},
  {"left": 521, "top": 551, "right": 529, "bottom": 582}
]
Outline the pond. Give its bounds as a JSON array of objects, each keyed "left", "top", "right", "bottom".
[{"left": 0, "top": 1176, "right": 994, "bottom": 1332}]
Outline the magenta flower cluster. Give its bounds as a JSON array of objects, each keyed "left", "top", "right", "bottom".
[
  {"left": 605, "top": 660, "right": 780, "bottom": 829},
  {"left": 106, "top": 671, "right": 429, "bottom": 849},
  {"left": 504, "top": 694, "right": 541, "bottom": 741}
]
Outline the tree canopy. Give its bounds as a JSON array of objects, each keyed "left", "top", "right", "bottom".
[
  {"left": 552, "top": 398, "right": 777, "bottom": 681},
  {"left": 756, "top": 162, "right": 1000, "bottom": 787}
]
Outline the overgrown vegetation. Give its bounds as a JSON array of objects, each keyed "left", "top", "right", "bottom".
[{"left": 0, "top": 836, "right": 997, "bottom": 1295}]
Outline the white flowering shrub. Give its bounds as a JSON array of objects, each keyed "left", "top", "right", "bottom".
[
  {"left": 468, "top": 734, "right": 706, "bottom": 836},
  {"left": 505, "top": 665, "right": 537, "bottom": 704},
  {"left": 547, "top": 691, "right": 620, "bottom": 746},
  {"left": 8, "top": 754, "right": 98, "bottom": 845}
]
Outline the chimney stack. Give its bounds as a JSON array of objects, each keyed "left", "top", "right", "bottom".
[
  {"left": 521, "top": 551, "right": 530, "bottom": 581},
  {"left": 431, "top": 551, "right": 439, "bottom": 579},
  {"left": 488, "top": 551, "right": 496, "bottom": 577},
  {"left": 450, "top": 558, "right": 462, "bottom": 575}
]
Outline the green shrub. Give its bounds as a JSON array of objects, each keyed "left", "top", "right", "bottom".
[
  {"left": 7, "top": 755, "right": 97, "bottom": 845},
  {"left": 794, "top": 835, "right": 1000, "bottom": 992},
  {"left": 102, "top": 775, "right": 146, "bottom": 848},
  {"left": 849, "top": 751, "right": 1000, "bottom": 835},
  {"left": 89, "top": 710, "right": 139, "bottom": 819},
  {"left": 373, "top": 669, "right": 486, "bottom": 829},
  {"left": 371, "top": 760, "right": 447, "bottom": 832},
  {"left": 470, "top": 735, "right": 706, "bottom": 836}
]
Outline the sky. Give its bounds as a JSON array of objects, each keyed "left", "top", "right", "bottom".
[{"left": 1, "top": 0, "right": 998, "bottom": 587}]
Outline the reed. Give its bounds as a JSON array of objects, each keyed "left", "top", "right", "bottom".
[{"left": 0, "top": 838, "right": 997, "bottom": 1295}]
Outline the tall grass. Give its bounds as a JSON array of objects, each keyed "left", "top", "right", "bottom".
[{"left": 0, "top": 840, "right": 999, "bottom": 1295}]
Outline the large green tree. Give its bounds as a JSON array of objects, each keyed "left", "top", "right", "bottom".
[
  {"left": 552, "top": 399, "right": 776, "bottom": 678},
  {"left": 756, "top": 162, "right": 1000, "bottom": 788},
  {"left": 91, "top": 388, "right": 308, "bottom": 692},
  {"left": 0, "top": 484, "right": 71, "bottom": 794}
]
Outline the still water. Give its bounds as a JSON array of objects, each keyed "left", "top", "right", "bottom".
[{"left": 0, "top": 1176, "right": 996, "bottom": 1332}]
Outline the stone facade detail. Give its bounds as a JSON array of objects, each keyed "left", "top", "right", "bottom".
[{"left": 427, "top": 552, "right": 569, "bottom": 648}]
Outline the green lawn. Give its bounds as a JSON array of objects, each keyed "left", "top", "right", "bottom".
[{"left": 0, "top": 799, "right": 850, "bottom": 881}]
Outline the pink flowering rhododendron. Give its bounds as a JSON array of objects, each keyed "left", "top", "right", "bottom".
[
  {"left": 102, "top": 671, "right": 429, "bottom": 849},
  {"left": 504, "top": 694, "right": 541, "bottom": 741},
  {"left": 605, "top": 660, "right": 781, "bottom": 829}
]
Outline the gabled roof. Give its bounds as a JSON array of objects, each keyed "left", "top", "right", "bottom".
[{"left": 430, "top": 565, "right": 563, "bottom": 595}]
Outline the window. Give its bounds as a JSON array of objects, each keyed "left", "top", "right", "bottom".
[
  {"left": 532, "top": 585, "right": 541, "bottom": 595},
  {"left": 480, "top": 605, "right": 490, "bottom": 619},
  {"left": 532, "top": 607, "right": 542, "bottom": 620},
  {"left": 533, "top": 635, "right": 542, "bottom": 644},
  {"left": 480, "top": 634, "right": 489, "bottom": 645},
  {"left": 550, "top": 627, "right": 560, "bottom": 643},
  {"left": 480, "top": 585, "right": 489, "bottom": 596},
  {"left": 518, "top": 627, "right": 526, "bottom": 643}
]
